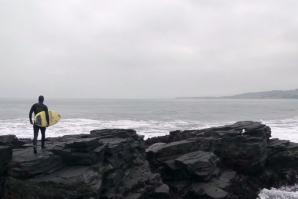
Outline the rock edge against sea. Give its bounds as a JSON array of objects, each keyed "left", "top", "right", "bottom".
[{"left": 0, "top": 121, "right": 297, "bottom": 199}]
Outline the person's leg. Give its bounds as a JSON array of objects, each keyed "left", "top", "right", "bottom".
[
  {"left": 40, "top": 127, "right": 46, "bottom": 149},
  {"left": 33, "top": 125, "right": 39, "bottom": 153}
]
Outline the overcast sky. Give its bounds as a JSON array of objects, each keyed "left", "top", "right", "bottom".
[{"left": 1, "top": 0, "right": 298, "bottom": 98}]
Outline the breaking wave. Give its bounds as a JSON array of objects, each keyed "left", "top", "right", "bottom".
[{"left": 258, "top": 185, "right": 298, "bottom": 199}]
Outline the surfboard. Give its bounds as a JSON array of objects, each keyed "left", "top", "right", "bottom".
[{"left": 34, "top": 111, "right": 61, "bottom": 127}]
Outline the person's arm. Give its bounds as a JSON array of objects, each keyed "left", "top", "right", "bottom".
[
  {"left": 29, "top": 105, "right": 34, "bottom": 125},
  {"left": 45, "top": 106, "right": 50, "bottom": 127}
]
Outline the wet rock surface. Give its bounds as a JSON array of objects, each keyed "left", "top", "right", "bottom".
[
  {"left": 146, "top": 121, "right": 298, "bottom": 199},
  {"left": 1, "top": 130, "right": 163, "bottom": 199},
  {"left": 0, "top": 145, "right": 12, "bottom": 198},
  {"left": 0, "top": 122, "right": 298, "bottom": 198}
]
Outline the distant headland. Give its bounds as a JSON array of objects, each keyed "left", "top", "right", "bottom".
[{"left": 177, "top": 89, "right": 298, "bottom": 99}]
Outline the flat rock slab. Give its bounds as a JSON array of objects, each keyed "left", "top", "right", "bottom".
[
  {"left": 0, "top": 146, "right": 12, "bottom": 164},
  {"left": 91, "top": 129, "right": 138, "bottom": 139},
  {"left": 65, "top": 137, "right": 101, "bottom": 148},
  {"left": 0, "top": 135, "right": 25, "bottom": 148},
  {"left": 146, "top": 140, "right": 200, "bottom": 158},
  {"left": 51, "top": 144, "right": 107, "bottom": 166},
  {"left": 101, "top": 138, "right": 131, "bottom": 154},
  {"left": 212, "top": 170, "right": 236, "bottom": 189},
  {"left": 8, "top": 148, "right": 65, "bottom": 178},
  {"left": 124, "top": 193, "right": 142, "bottom": 199},
  {"left": 192, "top": 182, "right": 228, "bottom": 199},
  {"left": 175, "top": 151, "right": 219, "bottom": 173}
]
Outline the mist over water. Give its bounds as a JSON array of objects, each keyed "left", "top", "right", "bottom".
[{"left": 1, "top": 98, "right": 298, "bottom": 198}]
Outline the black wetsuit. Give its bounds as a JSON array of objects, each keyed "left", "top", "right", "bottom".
[{"left": 29, "top": 103, "right": 49, "bottom": 148}]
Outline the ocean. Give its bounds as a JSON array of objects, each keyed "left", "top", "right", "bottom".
[{"left": 1, "top": 98, "right": 298, "bottom": 198}]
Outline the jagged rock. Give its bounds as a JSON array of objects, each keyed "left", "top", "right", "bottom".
[
  {"left": 175, "top": 151, "right": 219, "bottom": 173},
  {"left": 212, "top": 170, "right": 236, "bottom": 190},
  {"left": 51, "top": 143, "right": 107, "bottom": 166},
  {"left": 3, "top": 129, "right": 161, "bottom": 199},
  {"left": 201, "top": 122, "right": 269, "bottom": 174},
  {"left": 3, "top": 122, "right": 298, "bottom": 199},
  {"left": 0, "top": 135, "right": 25, "bottom": 149},
  {"left": 146, "top": 139, "right": 203, "bottom": 164},
  {"left": 175, "top": 151, "right": 219, "bottom": 181},
  {"left": 190, "top": 182, "right": 228, "bottom": 199},
  {"left": 213, "top": 135, "right": 267, "bottom": 174},
  {"left": 147, "top": 121, "right": 269, "bottom": 175},
  {"left": 5, "top": 164, "right": 104, "bottom": 199},
  {"left": 146, "top": 121, "right": 298, "bottom": 199},
  {"left": 267, "top": 147, "right": 298, "bottom": 168},
  {"left": 7, "top": 148, "right": 65, "bottom": 178},
  {"left": 65, "top": 137, "right": 102, "bottom": 151},
  {"left": 48, "top": 136, "right": 107, "bottom": 166},
  {"left": 0, "top": 146, "right": 12, "bottom": 198},
  {"left": 0, "top": 146, "right": 12, "bottom": 165}
]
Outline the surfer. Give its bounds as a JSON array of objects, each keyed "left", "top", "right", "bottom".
[{"left": 29, "top": 95, "right": 49, "bottom": 154}]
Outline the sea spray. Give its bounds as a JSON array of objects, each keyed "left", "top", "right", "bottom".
[{"left": 259, "top": 185, "right": 298, "bottom": 199}]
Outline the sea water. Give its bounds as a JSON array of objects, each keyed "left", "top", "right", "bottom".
[{"left": 1, "top": 98, "right": 298, "bottom": 198}]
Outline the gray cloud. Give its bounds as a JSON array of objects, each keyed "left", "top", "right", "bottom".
[{"left": 1, "top": 0, "right": 298, "bottom": 98}]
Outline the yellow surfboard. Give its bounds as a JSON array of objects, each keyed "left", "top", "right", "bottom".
[{"left": 34, "top": 111, "right": 61, "bottom": 127}]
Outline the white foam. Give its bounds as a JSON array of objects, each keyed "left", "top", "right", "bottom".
[
  {"left": 259, "top": 185, "right": 298, "bottom": 199},
  {"left": 263, "top": 117, "right": 298, "bottom": 142},
  {"left": 1, "top": 117, "right": 298, "bottom": 141},
  {"left": 0, "top": 118, "right": 225, "bottom": 139}
]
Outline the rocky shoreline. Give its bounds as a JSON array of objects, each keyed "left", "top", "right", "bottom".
[{"left": 0, "top": 121, "right": 298, "bottom": 198}]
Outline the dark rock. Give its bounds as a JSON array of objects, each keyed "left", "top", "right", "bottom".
[
  {"left": 145, "top": 121, "right": 298, "bottom": 199},
  {"left": 51, "top": 143, "right": 107, "bottom": 166},
  {"left": 3, "top": 129, "right": 162, "bottom": 199},
  {"left": 175, "top": 151, "right": 219, "bottom": 173},
  {"left": 3, "top": 122, "right": 298, "bottom": 199},
  {"left": 0, "top": 135, "right": 25, "bottom": 149},
  {"left": 65, "top": 137, "right": 102, "bottom": 149},
  {"left": 5, "top": 165, "right": 104, "bottom": 199},
  {"left": 91, "top": 129, "right": 138, "bottom": 139},
  {"left": 213, "top": 135, "right": 267, "bottom": 174},
  {"left": 190, "top": 182, "right": 228, "bottom": 199},
  {"left": 212, "top": 170, "right": 236, "bottom": 190},
  {"left": 153, "top": 184, "right": 170, "bottom": 198},
  {"left": 146, "top": 121, "right": 269, "bottom": 175},
  {"left": 146, "top": 139, "right": 201, "bottom": 160},
  {"left": 0, "top": 146, "right": 12, "bottom": 165},
  {"left": 175, "top": 151, "right": 219, "bottom": 181},
  {"left": 0, "top": 146, "right": 12, "bottom": 198},
  {"left": 8, "top": 148, "right": 65, "bottom": 178}
]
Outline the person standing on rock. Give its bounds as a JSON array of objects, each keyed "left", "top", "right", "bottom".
[{"left": 29, "top": 95, "right": 49, "bottom": 154}]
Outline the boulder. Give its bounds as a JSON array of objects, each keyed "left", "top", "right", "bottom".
[
  {"left": 0, "top": 146, "right": 12, "bottom": 197},
  {"left": 3, "top": 129, "right": 162, "bottom": 199},
  {"left": 267, "top": 138, "right": 298, "bottom": 167},
  {"left": 8, "top": 148, "right": 65, "bottom": 179},
  {"left": 190, "top": 182, "right": 228, "bottom": 199},
  {"left": 51, "top": 143, "right": 106, "bottom": 166},
  {"left": 0, "top": 135, "right": 25, "bottom": 149},
  {"left": 146, "top": 140, "right": 200, "bottom": 158},
  {"left": 175, "top": 151, "right": 220, "bottom": 181},
  {"left": 3, "top": 121, "right": 298, "bottom": 199},
  {"left": 5, "top": 165, "right": 104, "bottom": 199},
  {"left": 147, "top": 121, "right": 269, "bottom": 175}
]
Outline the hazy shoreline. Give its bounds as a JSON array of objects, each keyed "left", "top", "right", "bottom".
[{"left": 176, "top": 89, "right": 298, "bottom": 99}]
